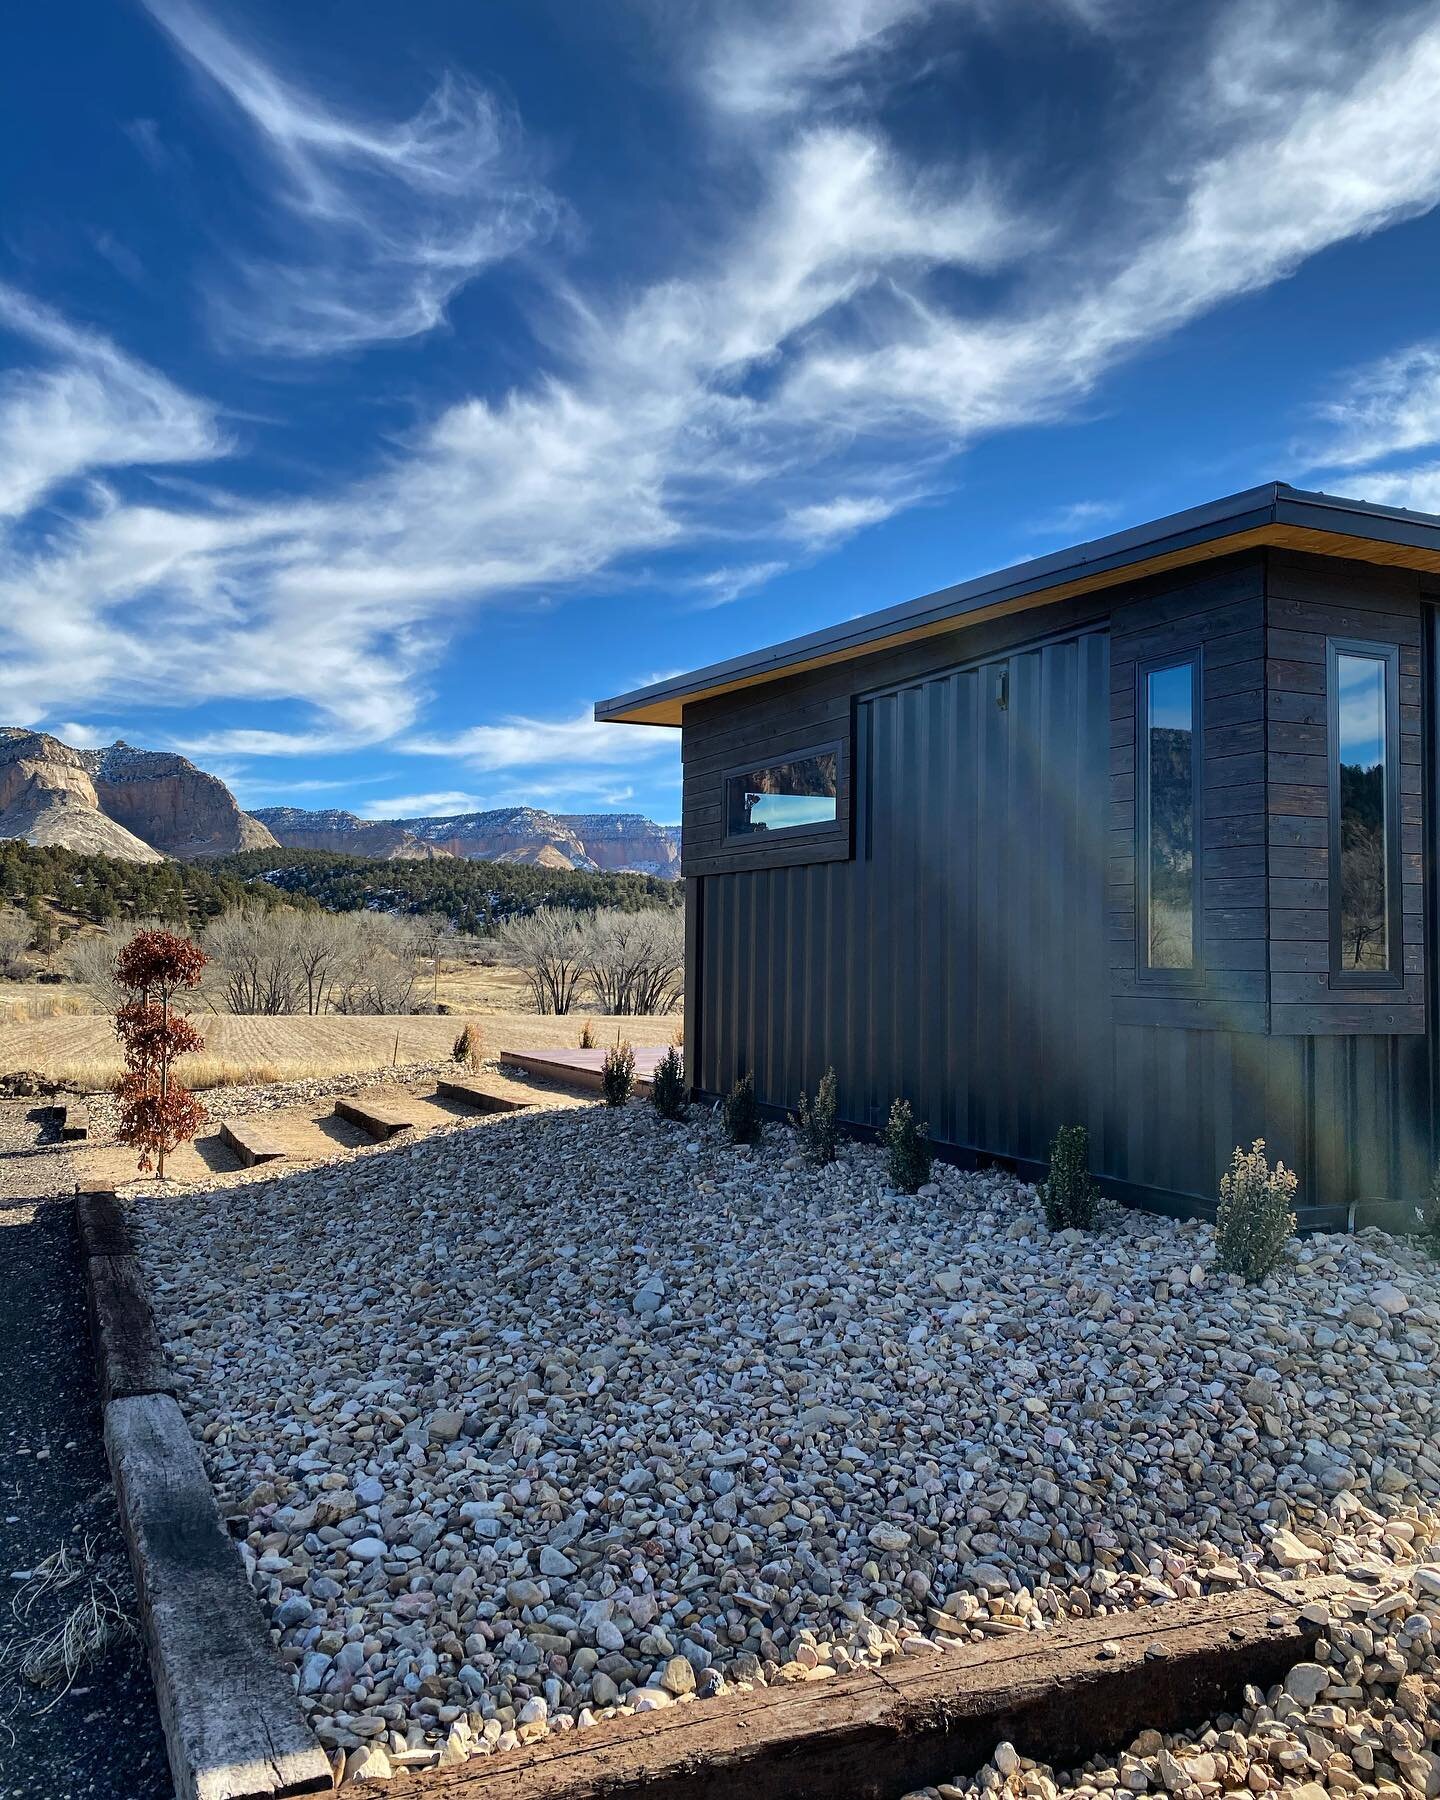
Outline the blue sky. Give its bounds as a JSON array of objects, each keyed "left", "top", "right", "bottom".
[{"left": 6, "top": 1, "right": 1440, "bottom": 826}]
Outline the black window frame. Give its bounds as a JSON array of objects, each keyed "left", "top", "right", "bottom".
[
  {"left": 722, "top": 739, "right": 844, "bottom": 849},
  {"left": 1135, "top": 650, "right": 1203, "bottom": 984},
  {"left": 1327, "top": 636, "right": 1402, "bottom": 989}
]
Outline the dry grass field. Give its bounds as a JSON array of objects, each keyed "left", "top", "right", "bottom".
[{"left": 0, "top": 958, "right": 681, "bottom": 1090}]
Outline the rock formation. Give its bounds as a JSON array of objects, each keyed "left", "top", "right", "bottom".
[
  {"left": 250, "top": 807, "right": 451, "bottom": 861},
  {"left": 0, "top": 730, "right": 274, "bottom": 862},
  {"left": 80, "top": 742, "right": 277, "bottom": 859}
]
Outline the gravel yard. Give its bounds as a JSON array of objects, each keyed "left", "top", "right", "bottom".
[
  {"left": 908, "top": 1572, "right": 1440, "bottom": 1800},
  {"left": 134, "top": 1103, "right": 1440, "bottom": 1783}
]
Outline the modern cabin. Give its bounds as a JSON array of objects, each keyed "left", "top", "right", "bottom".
[{"left": 596, "top": 483, "right": 1440, "bottom": 1229}]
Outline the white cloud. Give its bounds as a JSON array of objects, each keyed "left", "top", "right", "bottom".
[
  {"left": 142, "top": 0, "right": 559, "bottom": 354},
  {"left": 780, "top": 5, "right": 1440, "bottom": 437},
  {"left": 1030, "top": 498, "right": 1123, "bottom": 538},
  {"left": 49, "top": 721, "right": 120, "bottom": 749},
  {"left": 0, "top": 285, "right": 223, "bottom": 518},
  {"left": 10, "top": 3, "right": 1440, "bottom": 760},
  {"left": 686, "top": 561, "right": 786, "bottom": 607},
  {"left": 1307, "top": 341, "right": 1440, "bottom": 471},
  {"left": 699, "top": 0, "right": 1115, "bottom": 119},
  {"left": 783, "top": 493, "right": 909, "bottom": 547},
  {"left": 1322, "top": 462, "right": 1440, "bottom": 514},
  {"left": 401, "top": 710, "right": 675, "bottom": 773},
  {"left": 173, "top": 727, "right": 365, "bottom": 758},
  {"left": 356, "top": 791, "right": 484, "bottom": 818}
]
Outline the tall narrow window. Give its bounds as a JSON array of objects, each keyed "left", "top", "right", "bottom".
[
  {"left": 1330, "top": 643, "right": 1398, "bottom": 980},
  {"left": 1141, "top": 658, "right": 1198, "bottom": 972}
]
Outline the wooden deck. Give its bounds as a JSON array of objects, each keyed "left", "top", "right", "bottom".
[{"left": 499, "top": 1045, "right": 670, "bottom": 1096}]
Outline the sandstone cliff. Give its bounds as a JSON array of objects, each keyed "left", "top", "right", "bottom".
[
  {"left": 79, "top": 742, "right": 278, "bottom": 860},
  {"left": 251, "top": 807, "right": 451, "bottom": 861},
  {"left": 263, "top": 804, "right": 681, "bottom": 877},
  {"left": 555, "top": 812, "right": 681, "bottom": 879},
  {"left": 0, "top": 730, "right": 165, "bottom": 861},
  {"left": 0, "top": 730, "right": 275, "bottom": 862}
]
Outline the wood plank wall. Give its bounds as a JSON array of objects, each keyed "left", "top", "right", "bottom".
[
  {"left": 1266, "top": 552, "right": 1425, "bottom": 1036},
  {"left": 680, "top": 596, "right": 1111, "bottom": 878},
  {"left": 1108, "top": 557, "right": 1269, "bottom": 1033}
]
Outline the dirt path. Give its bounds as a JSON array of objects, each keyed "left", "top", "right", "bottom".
[{"left": 0, "top": 1102, "right": 169, "bottom": 1799}]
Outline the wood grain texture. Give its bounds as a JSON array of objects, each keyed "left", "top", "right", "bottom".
[
  {"left": 1263, "top": 551, "right": 1426, "bottom": 1037},
  {"left": 418, "top": 1582, "right": 1342, "bottom": 1800}
]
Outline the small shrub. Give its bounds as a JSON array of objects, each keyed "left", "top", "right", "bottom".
[
  {"left": 795, "top": 1067, "right": 839, "bottom": 1165},
  {"left": 723, "top": 1072, "right": 761, "bottom": 1145},
  {"left": 452, "top": 1022, "right": 483, "bottom": 1070},
  {"left": 650, "top": 1045, "right": 687, "bottom": 1120},
  {"left": 883, "top": 1098, "right": 931, "bottom": 1193},
  {"left": 1215, "top": 1139, "right": 1297, "bottom": 1281},
  {"left": 1040, "top": 1123, "right": 1099, "bottom": 1231},
  {"left": 579, "top": 1018, "right": 597, "bottom": 1049},
  {"left": 601, "top": 1040, "right": 635, "bottom": 1106}
]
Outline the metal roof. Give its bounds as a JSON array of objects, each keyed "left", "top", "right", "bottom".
[{"left": 595, "top": 481, "right": 1440, "bottom": 726}]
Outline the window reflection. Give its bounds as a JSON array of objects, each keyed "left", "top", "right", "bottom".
[
  {"left": 1336, "top": 653, "right": 1388, "bottom": 973},
  {"left": 726, "top": 750, "right": 838, "bottom": 838},
  {"left": 1146, "top": 662, "right": 1195, "bottom": 970}
]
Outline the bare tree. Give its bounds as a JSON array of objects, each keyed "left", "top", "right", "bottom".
[
  {"left": 64, "top": 918, "right": 163, "bottom": 1008},
  {"left": 0, "top": 907, "right": 34, "bottom": 979},
  {"left": 581, "top": 908, "right": 684, "bottom": 1014},
  {"left": 412, "top": 913, "right": 454, "bottom": 1009},
  {"left": 292, "top": 911, "right": 358, "bottom": 1016},
  {"left": 497, "top": 908, "right": 589, "bottom": 1014},
  {"left": 331, "top": 914, "right": 423, "bottom": 1014},
  {"left": 203, "top": 907, "right": 304, "bottom": 1015}
]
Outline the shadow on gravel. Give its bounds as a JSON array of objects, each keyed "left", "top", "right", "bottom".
[{"left": 0, "top": 1128, "right": 170, "bottom": 1800}]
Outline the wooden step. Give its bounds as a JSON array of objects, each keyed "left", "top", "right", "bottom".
[
  {"left": 333, "top": 1094, "right": 420, "bottom": 1140},
  {"left": 59, "top": 1100, "right": 90, "bottom": 1141},
  {"left": 434, "top": 1078, "right": 531, "bottom": 1114},
  {"left": 499, "top": 1046, "right": 668, "bottom": 1096},
  {"left": 218, "top": 1119, "right": 290, "bottom": 1168}
]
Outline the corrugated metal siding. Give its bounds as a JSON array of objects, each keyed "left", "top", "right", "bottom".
[
  {"left": 695, "top": 619, "right": 1435, "bottom": 1211},
  {"left": 700, "top": 630, "right": 1112, "bottom": 1158}
]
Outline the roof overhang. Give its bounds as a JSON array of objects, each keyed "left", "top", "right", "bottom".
[{"left": 595, "top": 482, "right": 1440, "bottom": 727}]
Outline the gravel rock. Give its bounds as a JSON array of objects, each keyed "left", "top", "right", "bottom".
[
  {"left": 133, "top": 1104, "right": 1440, "bottom": 1770},
  {"left": 906, "top": 1576, "right": 1440, "bottom": 1800}
]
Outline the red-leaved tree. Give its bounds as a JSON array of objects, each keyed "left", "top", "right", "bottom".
[{"left": 113, "top": 929, "right": 208, "bottom": 1178}]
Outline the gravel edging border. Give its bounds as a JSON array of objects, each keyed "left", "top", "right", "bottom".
[
  {"left": 417, "top": 1577, "right": 1345, "bottom": 1800},
  {"left": 76, "top": 1185, "right": 334, "bottom": 1800}
]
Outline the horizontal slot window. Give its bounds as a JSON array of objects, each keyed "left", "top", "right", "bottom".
[{"left": 725, "top": 748, "right": 838, "bottom": 840}]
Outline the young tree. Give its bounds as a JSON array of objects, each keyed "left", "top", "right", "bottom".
[
  {"left": 0, "top": 905, "right": 34, "bottom": 978},
  {"left": 113, "top": 929, "right": 208, "bottom": 1179}
]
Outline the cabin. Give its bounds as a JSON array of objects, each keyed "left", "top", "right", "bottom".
[{"left": 596, "top": 483, "right": 1440, "bottom": 1229}]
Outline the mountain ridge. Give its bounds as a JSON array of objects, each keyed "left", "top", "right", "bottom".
[
  {"left": 0, "top": 729, "right": 680, "bottom": 878},
  {"left": 257, "top": 803, "right": 681, "bottom": 879},
  {"left": 0, "top": 729, "right": 274, "bottom": 863}
]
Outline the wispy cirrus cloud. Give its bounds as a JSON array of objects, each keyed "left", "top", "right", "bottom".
[
  {"left": 400, "top": 710, "right": 676, "bottom": 773},
  {"left": 686, "top": 561, "right": 787, "bottom": 608},
  {"left": 0, "top": 284, "right": 223, "bottom": 519},
  {"left": 141, "top": 0, "right": 560, "bottom": 354},
  {"left": 1306, "top": 341, "right": 1440, "bottom": 473},
  {"left": 699, "top": 0, "right": 1117, "bottom": 119},
  {"left": 10, "top": 1, "right": 1440, "bottom": 771}
]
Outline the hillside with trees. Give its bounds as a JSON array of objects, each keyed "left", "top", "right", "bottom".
[{"left": 206, "top": 848, "right": 684, "bottom": 934}]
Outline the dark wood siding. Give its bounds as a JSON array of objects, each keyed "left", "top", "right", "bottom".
[
  {"left": 681, "top": 551, "right": 1438, "bottom": 1217},
  {"left": 681, "top": 595, "right": 1113, "bottom": 878},
  {"left": 1265, "top": 552, "right": 1425, "bottom": 1036},
  {"left": 1109, "top": 558, "right": 1268, "bottom": 1032}
]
